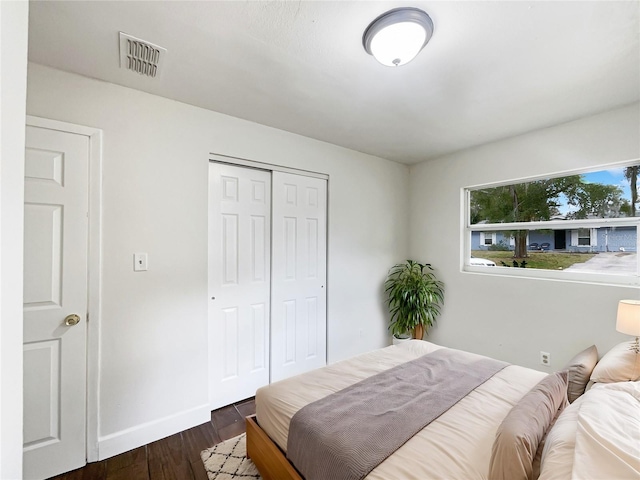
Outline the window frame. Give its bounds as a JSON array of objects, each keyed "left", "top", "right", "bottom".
[{"left": 462, "top": 159, "right": 640, "bottom": 286}]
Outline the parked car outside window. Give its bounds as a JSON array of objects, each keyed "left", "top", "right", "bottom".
[{"left": 470, "top": 256, "right": 496, "bottom": 267}]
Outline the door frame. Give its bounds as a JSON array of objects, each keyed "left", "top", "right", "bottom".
[
  {"left": 210, "top": 153, "right": 328, "bottom": 180},
  {"left": 26, "top": 116, "right": 103, "bottom": 463}
]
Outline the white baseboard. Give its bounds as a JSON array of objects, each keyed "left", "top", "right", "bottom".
[{"left": 97, "top": 404, "right": 210, "bottom": 460}]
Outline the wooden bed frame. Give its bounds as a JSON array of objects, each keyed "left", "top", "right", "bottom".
[{"left": 245, "top": 415, "right": 303, "bottom": 480}]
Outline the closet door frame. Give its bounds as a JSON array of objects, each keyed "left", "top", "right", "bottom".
[
  {"left": 210, "top": 153, "right": 328, "bottom": 181},
  {"left": 208, "top": 153, "right": 329, "bottom": 393}
]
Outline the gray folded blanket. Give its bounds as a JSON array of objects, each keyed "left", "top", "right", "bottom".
[{"left": 287, "top": 347, "right": 508, "bottom": 480}]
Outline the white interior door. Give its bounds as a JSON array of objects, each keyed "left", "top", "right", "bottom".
[
  {"left": 209, "top": 163, "right": 271, "bottom": 409},
  {"left": 23, "top": 126, "right": 89, "bottom": 479},
  {"left": 271, "top": 172, "right": 327, "bottom": 382}
]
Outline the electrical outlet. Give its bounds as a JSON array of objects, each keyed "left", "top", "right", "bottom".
[{"left": 540, "top": 351, "right": 551, "bottom": 366}]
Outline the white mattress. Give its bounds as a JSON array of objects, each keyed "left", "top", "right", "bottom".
[{"left": 256, "top": 340, "right": 546, "bottom": 480}]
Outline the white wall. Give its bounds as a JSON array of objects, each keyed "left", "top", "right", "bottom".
[
  {"left": 410, "top": 103, "right": 640, "bottom": 371},
  {"left": 26, "top": 63, "right": 410, "bottom": 458},
  {"left": 0, "top": 1, "right": 28, "bottom": 477}
]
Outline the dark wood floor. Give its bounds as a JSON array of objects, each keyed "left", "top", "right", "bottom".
[{"left": 49, "top": 398, "right": 256, "bottom": 480}]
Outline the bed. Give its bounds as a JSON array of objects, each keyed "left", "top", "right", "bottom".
[
  {"left": 248, "top": 340, "right": 547, "bottom": 480},
  {"left": 246, "top": 340, "right": 640, "bottom": 480}
]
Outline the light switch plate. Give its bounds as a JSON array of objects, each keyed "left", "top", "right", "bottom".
[{"left": 134, "top": 253, "right": 148, "bottom": 271}]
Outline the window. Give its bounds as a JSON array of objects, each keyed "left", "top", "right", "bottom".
[
  {"left": 577, "top": 229, "right": 590, "bottom": 246},
  {"left": 576, "top": 228, "right": 592, "bottom": 246},
  {"left": 480, "top": 232, "right": 496, "bottom": 246},
  {"left": 465, "top": 161, "right": 640, "bottom": 285}
]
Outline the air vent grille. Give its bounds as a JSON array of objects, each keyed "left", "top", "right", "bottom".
[{"left": 119, "top": 32, "right": 166, "bottom": 78}]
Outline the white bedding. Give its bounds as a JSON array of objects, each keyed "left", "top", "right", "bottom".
[
  {"left": 256, "top": 340, "right": 546, "bottom": 480},
  {"left": 539, "top": 381, "right": 640, "bottom": 480}
]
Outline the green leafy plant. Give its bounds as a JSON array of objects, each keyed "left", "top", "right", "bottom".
[{"left": 384, "top": 260, "right": 444, "bottom": 339}]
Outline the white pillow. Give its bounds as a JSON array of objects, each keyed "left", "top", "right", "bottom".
[{"left": 590, "top": 341, "right": 640, "bottom": 383}]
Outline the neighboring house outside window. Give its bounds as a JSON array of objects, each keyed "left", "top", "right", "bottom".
[
  {"left": 471, "top": 231, "right": 508, "bottom": 250},
  {"left": 465, "top": 161, "right": 640, "bottom": 285},
  {"left": 470, "top": 226, "right": 636, "bottom": 254}
]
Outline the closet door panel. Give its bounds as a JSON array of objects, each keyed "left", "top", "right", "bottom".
[
  {"left": 271, "top": 172, "right": 327, "bottom": 382},
  {"left": 209, "top": 163, "right": 271, "bottom": 409}
]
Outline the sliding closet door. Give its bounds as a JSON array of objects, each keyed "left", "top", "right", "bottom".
[
  {"left": 209, "top": 163, "right": 271, "bottom": 409},
  {"left": 271, "top": 172, "right": 327, "bottom": 382}
]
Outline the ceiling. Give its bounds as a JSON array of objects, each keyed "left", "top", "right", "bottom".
[{"left": 28, "top": 1, "right": 640, "bottom": 164}]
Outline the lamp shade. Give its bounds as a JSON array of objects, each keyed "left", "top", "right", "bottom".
[
  {"left": 363, "top": 8, "right": 434, "bottom": 67},
  {"left": 616, "top": 300, "right": 640, "bottom": 336}
]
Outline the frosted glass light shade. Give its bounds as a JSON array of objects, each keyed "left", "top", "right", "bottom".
[
  {"left": 363, "top": 8, "right": 434, "bottom": 67},
  {"left": 370, "top": 22, "right": 427, "bottom": 67},
  {"left": 616, "top": 300, "right": 640, "bottom": 336}
]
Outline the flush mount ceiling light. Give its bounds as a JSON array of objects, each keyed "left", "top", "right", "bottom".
[{"left": 363, "top": 7, "right": 434, "bottom": 67}]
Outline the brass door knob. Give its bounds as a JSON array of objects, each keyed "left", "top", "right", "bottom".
[{"left": 64, "top": 314, "right": 80, "bottom": 326}]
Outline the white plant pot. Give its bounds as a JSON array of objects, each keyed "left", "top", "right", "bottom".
[{"left": 392, "top": 334, "right": 412, "bottom": 346}]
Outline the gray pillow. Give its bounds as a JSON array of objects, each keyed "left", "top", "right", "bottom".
[
  {"left": 488, "top": 371, "right": 568, "bottom": 480},
  {"left": 564, "top": 345, "right": 598, "bottom": 403}
]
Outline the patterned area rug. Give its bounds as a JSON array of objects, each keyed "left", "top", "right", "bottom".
[{"left": 201, "top": 433, "right": 261, "bottom": 480}]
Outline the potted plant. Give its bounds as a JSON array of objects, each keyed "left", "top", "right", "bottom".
[{"left": 385, "top": 260, "right": 444, "bottom": 340}]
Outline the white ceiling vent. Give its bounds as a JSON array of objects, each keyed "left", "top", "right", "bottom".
[{"left": 119, "top": 32, "right": 166, "bottom": 78}]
